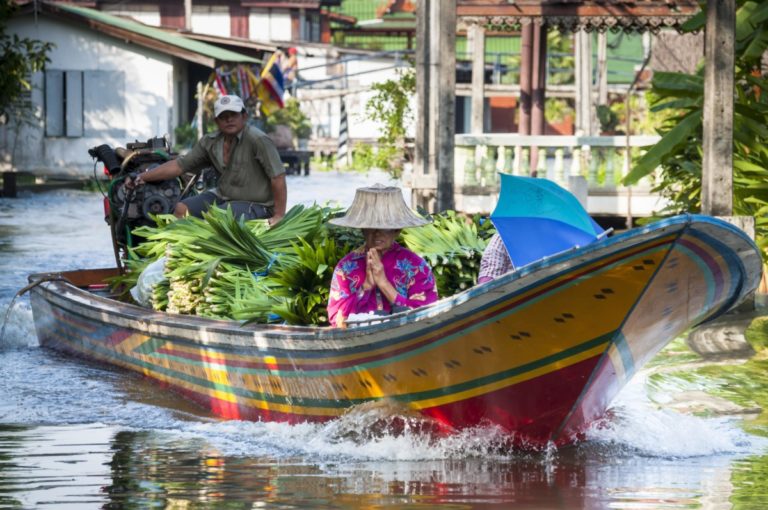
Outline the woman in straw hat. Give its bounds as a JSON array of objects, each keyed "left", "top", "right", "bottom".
[{"left": 327, "top": 184, "right": 438, "bottom": 328}]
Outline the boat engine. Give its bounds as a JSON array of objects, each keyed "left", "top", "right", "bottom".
[{"left": 88, "top": 136, "right": 182, "bottom": 261}]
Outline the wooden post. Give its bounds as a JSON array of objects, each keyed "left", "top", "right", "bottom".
[
  {"left": 469, "top": 23, "right": 485, "bottom": 135},
  {"left": 414, "top": 0, "right": 432, "bottom": 210},
  {"left": 184, "top": 0, "right": 192, "bottom": 31},
  {"left": 530, "top": 23, "right": 547, "bottom": 175},
  {"left": 518, "top": 23, "right": 534, "bottom": 174},
  {"left": 702, "top": 0, "right": 735, "bottom": 216},
  {"left": 414, "top": 0, "right": 455, "bottom": 212},
  {"left": 196, "top": 82, "right": 204, "bottom": 141},
  {"left": 427, "top": 1, "right": 456, "bottom": 211},
  {"left": 519, "top": 23, "right": 534, "bottom": 136}
]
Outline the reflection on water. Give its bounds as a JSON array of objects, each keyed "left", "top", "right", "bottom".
[
  {"left": 2, "top": 181, "right": 768, "bottom": 508},
  {"left": 2, "top": 421, "right": 768, "bottom": 509}
]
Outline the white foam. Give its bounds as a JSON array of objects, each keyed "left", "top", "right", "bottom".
[{"left": 584, "top": 372, "right": 767, "bottom": 457}]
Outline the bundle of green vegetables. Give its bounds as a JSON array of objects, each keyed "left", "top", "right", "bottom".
[{"left": 110, "top": 205, "right": 494, "bottom": 326}]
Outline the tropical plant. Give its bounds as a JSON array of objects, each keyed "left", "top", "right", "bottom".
[
  {"left": 401, "top": 211, "right": 494, "bottom": 296},
  {"left": 0, "top": 3, "right": 53, "bottom": 122},
  {"left": 109, "top": 204, "right": 497, "bottom": 325},
  {"left": 264, "top": 97, "right": 311, "bottom": 140},
  {"left": 547, "top": 30, "right": 574, "bottom": 86},
  {"left": 173, "top": 122, "right": 198, "bottom": 151},
  {"left": 545, "top": 98, "right": 575, "bottom": 125},
  {"left": 349, "top": 141, "right": 398, "bottom": 174},
  {"left": 362, "top": 66, "right": 416, "bottom": 178},
  {"left": 622, "top": 0, "right": 768, "bottom": 257}
]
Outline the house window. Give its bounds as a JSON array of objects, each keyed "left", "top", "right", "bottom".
[
  {"left": 45, "top": 70, "right": 126, "bottom": 138},
  {"left": 45, "top": 70, "right": 83, "bottom": 137},
  {"left": 303, "top": 11, "right": 320, "bottom": 42}
]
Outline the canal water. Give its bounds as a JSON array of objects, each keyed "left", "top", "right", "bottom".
[{"left": 2, "top": 172, "right": 768, "bottom": 509}]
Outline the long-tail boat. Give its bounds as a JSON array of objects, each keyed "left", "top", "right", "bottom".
[{"left": 29, "top": 214, "right": 761, "bottom": 448}]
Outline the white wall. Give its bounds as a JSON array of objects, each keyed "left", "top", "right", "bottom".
[
  {"left": 294, "top": 50, "right": 415, "bottom": 144},
  {"left": 191, "top": 6, "right": 230, "bottom": 37},
  {"left": 1, "top": 13, "right": 175, "bottom": 176},
  {"left": 249, "top": 9, "right": 292, "bottom": 42}
]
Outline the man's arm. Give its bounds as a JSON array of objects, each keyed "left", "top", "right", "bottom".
[
  {"left": 269, "top": 173, "right": 287, "bottom": 226},
  {"left": 127, "top": 158, "right": 184, "bottom": 187}
]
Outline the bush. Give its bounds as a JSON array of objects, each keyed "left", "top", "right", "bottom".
[{"left": 264, "top": 98, "right": 311, "bottom": 140}]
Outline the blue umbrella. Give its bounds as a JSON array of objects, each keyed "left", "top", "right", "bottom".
[{"left": 490, "top": 174, "right": 605, "bottom": 268}]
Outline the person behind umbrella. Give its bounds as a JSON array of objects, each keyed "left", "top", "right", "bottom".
[
  {"left": 478, "top": 233, "right": 515, "bottom": 283},
  {"left": 327, "top": 184, "right": 438, "bottom": 328}
]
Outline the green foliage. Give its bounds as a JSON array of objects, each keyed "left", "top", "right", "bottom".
[
  {"left": 547, "top": 30, "right": 574, "bottom": 86},
  {"left": 173, "top": 123, "right": 198, "bottom": 151},
  {"left": 362, "top": 67, "right": 416, "bottom": 178},
  {"left": 401, "top": 211, "right": 493, "bottom": 297},
  {"left": 258, "top": 238, "right": 347, "bottom": 326},
  {"left": 0, "top": 3, "right": 54, "bottom": 122},
  {"left": 596, "top": 104, "right": 620, "bottom": 133},
  {"left": 545, "top": 98, "right": 575, "bottom": 125},
  {"left": 264, "top": 97, "right": 311, "bottom": 139},
  {"left": 349, "top": 141, "right": 399, "bottom": 174},
  {"left": 623, "top": 0, "right": 768, "bottom": 260},
  {"left": 113, "top": 206, "right": 495, "bottom": 325},
  {"left": 310, "top": 153, "right": 337, "bottom": 172},
  {"left": 613, "top": 92, "right": 664, "bottom": 136}
]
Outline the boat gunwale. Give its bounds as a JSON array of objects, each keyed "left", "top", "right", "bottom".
[{"left": 28, "top": 214, "right": 761, "bottom": 350}]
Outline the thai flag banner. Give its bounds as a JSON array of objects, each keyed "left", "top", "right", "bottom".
[{"left": 257, "top": 52, "right": 285, "bottom": 116}]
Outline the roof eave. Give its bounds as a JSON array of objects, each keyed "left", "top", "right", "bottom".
[
  {"left": 31, "top": 3, "right": 256, "bottom": 67},
  {"left": 456, "top": 1, "right": 701, "bottom": 32}
]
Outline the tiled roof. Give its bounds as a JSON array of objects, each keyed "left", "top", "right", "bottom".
[{"left": 457, "top": 0, "right": 701, "bottom": 32}]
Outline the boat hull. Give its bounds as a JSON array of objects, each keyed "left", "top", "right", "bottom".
[{"left": 29, "top": 215, "right": 762, "bottom": 448}]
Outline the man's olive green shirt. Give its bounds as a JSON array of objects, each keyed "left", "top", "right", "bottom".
[{"left": 177, "top": 125, "right": 285, "bottom": 206}]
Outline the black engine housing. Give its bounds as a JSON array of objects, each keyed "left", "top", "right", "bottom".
[{"left": 89, "top": 136, "right": 182, "bottom": 257}]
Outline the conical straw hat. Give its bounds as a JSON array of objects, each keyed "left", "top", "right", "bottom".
[{"left": 328, "top": 184, "right": 430, "bottom": 229}]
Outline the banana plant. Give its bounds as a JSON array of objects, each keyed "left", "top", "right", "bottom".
[{"left": 623, "top": 0, "right": 768, "bottom": 259}]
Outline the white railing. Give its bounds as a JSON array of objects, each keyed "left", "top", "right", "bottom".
[
  {"left": 451, "top": 134, "right": 666, "bottom": 216},
  {"left": 454, "top": 134, "right": 660, "bottom": 188}
]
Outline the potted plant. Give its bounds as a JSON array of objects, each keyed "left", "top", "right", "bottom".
[{"left": 265, "top": 98, "right": 312, "bottom": 149}]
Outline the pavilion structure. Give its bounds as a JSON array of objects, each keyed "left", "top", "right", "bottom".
[{"left": 412, "top": 0, "right": 733, "bottom": 221}]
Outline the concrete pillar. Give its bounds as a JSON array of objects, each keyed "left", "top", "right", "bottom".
[
  {"left": 469, "top": 23, "right": 486, "bottom": 135},
  {"left": 574, "top": 31, "right": 593, "bottom": 135}
]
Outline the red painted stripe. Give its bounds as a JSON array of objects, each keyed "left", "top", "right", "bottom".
[
  {"left": 156, "top": 354, "right": 601, "bottom": 448},
  {"left": 419, "top": 355, "right": 602, "bottom": 448},
  {"left": 105, "top": 329, "right": 134, "bottom": 346}
]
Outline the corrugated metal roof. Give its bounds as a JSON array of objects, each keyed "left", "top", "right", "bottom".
[
  {"left": 43, "top": 2, "right": 260, "bottom": 67},
  {"left": 333, "top": 0, "right": 389, "bottom": 23}
]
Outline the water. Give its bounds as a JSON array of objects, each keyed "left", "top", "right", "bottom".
[{"left": 2, "top": 173, "right": 768, "bottom": 509}]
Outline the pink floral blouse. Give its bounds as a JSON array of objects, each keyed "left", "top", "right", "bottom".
[{"left": 328, "top": 242, "right": 438, "bottom": 327}]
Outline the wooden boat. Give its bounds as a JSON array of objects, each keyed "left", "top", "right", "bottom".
[{"left": 29, "top": 214, "right": 762, "bottom": 448}]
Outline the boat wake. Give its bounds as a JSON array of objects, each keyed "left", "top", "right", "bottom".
[
  {"left": 0, "top": 299, "right": 37, "bottom": 349},
  {"left": 583, "top": 371, "right": 767, "bottom": 458}
]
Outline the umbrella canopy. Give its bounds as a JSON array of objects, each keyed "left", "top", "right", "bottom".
[{"left": 490, "top": 174, "right": 605, "bottom": 268}]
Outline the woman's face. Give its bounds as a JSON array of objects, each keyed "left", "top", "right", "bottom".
[{"left": 362, "top": 228, "right": 400, "bottom": 253}]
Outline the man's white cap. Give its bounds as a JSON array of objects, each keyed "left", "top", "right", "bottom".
[{"left": 214, "top": 95, "right": 245, "bottom": 118}]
